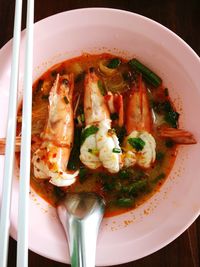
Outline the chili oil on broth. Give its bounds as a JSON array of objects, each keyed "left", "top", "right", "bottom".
[{"left": 16, "top": 53, "right": 178, "bottom": 217}]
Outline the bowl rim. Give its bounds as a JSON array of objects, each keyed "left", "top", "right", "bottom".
[{"left": 0, "top": 7, "right": 199, "bottom": 265}]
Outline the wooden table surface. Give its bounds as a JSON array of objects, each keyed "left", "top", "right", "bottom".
[{"left": 0, "top": 0, "right": 199, "bottom": 266}]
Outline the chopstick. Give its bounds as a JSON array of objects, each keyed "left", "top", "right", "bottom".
[
  {"left": 0, "top": 0, "right": 23, "bottom": 266},
  {"left": 16, "top": 0, "right": 34, "bottom": 266},
  {"left": 0, "top": 0, "right": 34, "bottom": 266}
]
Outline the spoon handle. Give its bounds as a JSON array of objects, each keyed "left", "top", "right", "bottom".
[
  {"left": 57, "top": 193, "right": 105, "bottom": 267},
  {"left": 68, "top": 214, "right": 102, "bottom": 267}
]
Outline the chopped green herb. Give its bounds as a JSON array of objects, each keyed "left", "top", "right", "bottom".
[
  {"left": 128, "top": 137, "right": 145, "bottom": 151},
  {"left": 135, "top": 170, "right": 148, "bottom": 180},
  {"left": 53, "top": 187, "right": 65, "bottom": 199},
  {"left": 151, "top": 100, "right": 163, "bottom": 113},
  {"left": 112, "top": 148, "right": 121, "bottom": 153},
  {"left": 107, "top": 58, "right": 121, "bottom": 69},
  {"left": 110, "top": 112, "right": 119, "bottom": 120},
  {"left": 75, "top": 116, "right": 81, "bottom": 126},
  {"left": 114, "top": 126, "right": 126, "bottom": 144},
  {"left": 76, "top": 114, "right": 85, "bottom": 126},
  {"left": 164, "top": 110, "right": 179, "bottom": 128},
  {"left": 79, "top": 167, "right": 88, "bottom": 183},
  {"left": 67, "top": 160, "right": 78, "bottom": 171},
  {"left": 151, "top": 100, "right": 179, "bottom": 128},
  {"left": 63, "top": 96, "right": 69, "bottom": 104},
  {"left": 165, "top": 139, "right": 174, "bottom": 148},
  {"left": 103, "top": 182, "right": 115, "bottom": 191},
  {"left": 156, "top": 151, "right": 165, "bottom": 161},
  {"left": 88, "top": 148, "right": 93, "bottom": 153},
  {"left": 119, "top": 169, "right": 131, "bottom": 179},
  {"left": 115, "top": 198, "right": 134, "bottom": 207},
  {"left": 129, "top": 59, "right": 162, "bottom": 87},
  {"left": 97, "top": 80, "right": 106, "bottom": 96},
  {"left": 41, "top": 94, "right": 49, "bottom": 100},
  {"left": 81, "top": 125, "right": 99, "bottom": 145},
  {"left": 163, "top": 101, "right": 172, "bottom": 112},
  {"left": 80, "top": 114, "right": 85, "bottom": 123},
  {"left": 128, "top": 179, "right": 148, "bottom": 196},
  {"left": 67, "top": 127, "right": 82, "bottom": 170},
  {"left": 152, "top": 173, "right": 166, "bottom": 184},
  {"left": 164, "top": 88, "right": 169, "bottom": 96},
  {"left": 120, "top": 186, "right": 129, "bottom": 193}
]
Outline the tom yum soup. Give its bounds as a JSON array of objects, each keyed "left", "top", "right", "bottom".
[{"left": 16, "top": 53, "right": 196, "bottom": 217}]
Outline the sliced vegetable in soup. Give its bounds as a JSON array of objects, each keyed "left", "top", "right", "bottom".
[{"left": 16, "top": 53, "right": 196, "bottom": 217}]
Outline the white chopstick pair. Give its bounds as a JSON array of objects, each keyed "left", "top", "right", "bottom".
[{"left": 0, "top": 0, "right": 34, "bottom": 267}]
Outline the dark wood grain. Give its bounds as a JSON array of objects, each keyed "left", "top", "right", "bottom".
[{"left": 0, "top": 0, "right": 200, "bottom": 266}]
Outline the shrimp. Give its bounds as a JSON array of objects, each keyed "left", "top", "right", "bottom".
[
  {"left": 80, "top": 68, "right": 122, "bottom": 173},
  {"left": 32, "top": 74, "right": 79, "bottom": 187},
  {"left": 123, "top": 76, "right": 156, "bottom": 168}
]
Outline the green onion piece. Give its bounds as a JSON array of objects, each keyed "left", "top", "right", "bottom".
[
  {"left": 79, "top": 167, "right": 88, "bottom": 183},
  {"left": 88, "top": 148, "right": 93, "bottom": 153},
  {"left": 53, "top": 187, "right": 65, "bottom": 198},
  {"left": 152, "top": 173, "right": 166, "bottom": 184},
  {"left": 164, "top": 110, "right": 179, "bottom": 128},
  {"left": 129, "top": 59, "right": 162, "bottom": 87},
  {"left": 76, "top": 116, "right": 82, "bottom": 126},
  {"left": 128, "top": 137, "right": 145, "bottom": 151},
  {"left": 119, "top": 169, "right": 130, "bottom": 179},
  {"left": 114, "top": 126, "right": 126, "bottom": 144},
  {"left": 112, "top": 148, "right": 121, "bottom": 153},
  {"left": 97, "top": 80, "right": 106, "bottom": 96},
  {"left": 41, "top": 94, "right": 49, "bottom": 100},
  {"left": 80, "top": 113, "right": 85, "bottom": 123},
  {"left": 115, "top": 198, "right": 134, "bottom": 207},
  {"left": 103, "top": 182, "right": 115, "bottom": 191},
  {"left": 107, "top": 58, "right": 121, "bottom": 69},
  {"left": 81, "top": 125, "right": 99, "bottom": 145},
  {"left": 128, "top": 179, "right": 147, "bottom": 196},
  {"left": 159, "top": 100, "right": 179, "bottom": 128},
  {"left": 67, "top": 127, "right": 82, "bottom": 170},
  {"left": 67, "top": 160, "right": 78, "bottom": 171},
  {"left": 63, "top": 96, "right": 69, "bottom": 105}
]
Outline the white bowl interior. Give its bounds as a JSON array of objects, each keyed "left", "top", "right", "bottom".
[{"left": 0, "top": 8, "right": 200, "bottom": 266}]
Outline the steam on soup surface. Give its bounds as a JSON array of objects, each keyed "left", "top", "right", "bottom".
[{"left": 16, "top": 53, "right": 196, "bottom": 217}]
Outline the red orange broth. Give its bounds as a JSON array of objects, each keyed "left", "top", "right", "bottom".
[{"left": 16, "top": 53, "right": 177, "bottom": 217}]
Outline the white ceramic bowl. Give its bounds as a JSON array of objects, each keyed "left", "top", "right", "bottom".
[{"left": 0, "top": 8, "right": 200, "bottom": 266}]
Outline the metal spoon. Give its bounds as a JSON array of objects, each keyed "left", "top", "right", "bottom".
[{"left": 57, "top": 192, "right": 105, "bottom": 267}]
